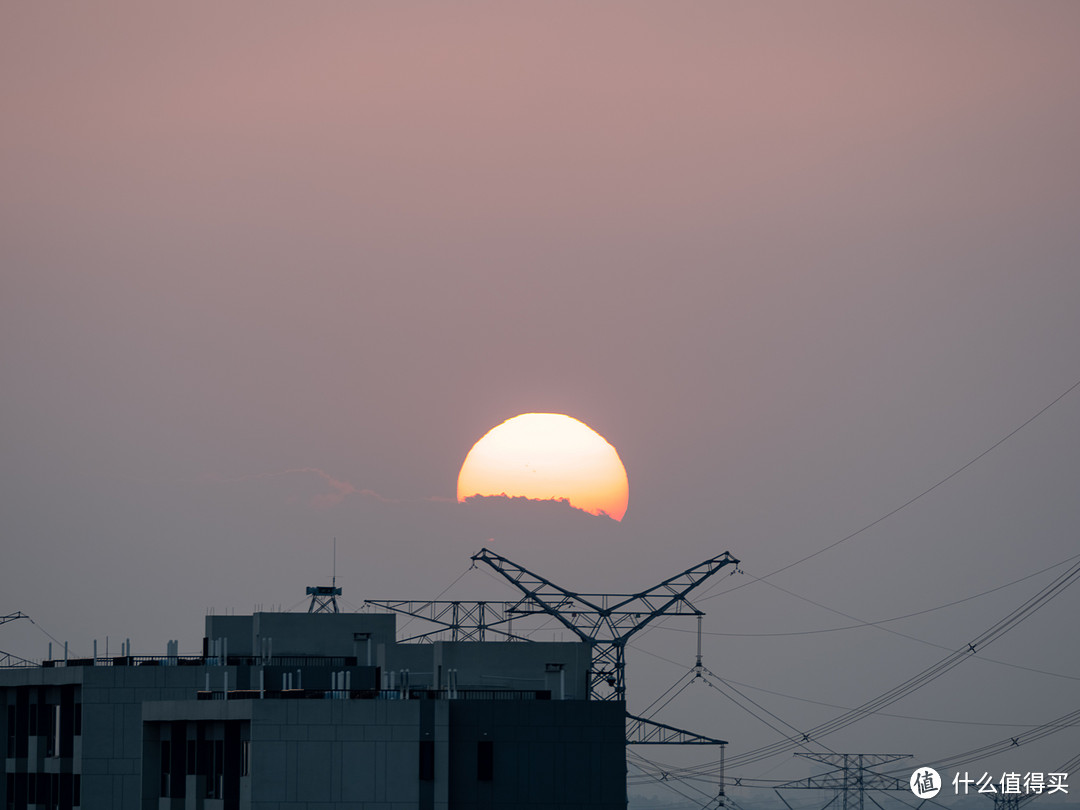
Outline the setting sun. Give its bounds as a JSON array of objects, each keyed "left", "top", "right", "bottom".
[{"left": 457, "top": 413, "right": 629, "bottom": 521}]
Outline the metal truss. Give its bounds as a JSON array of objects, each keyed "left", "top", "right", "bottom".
[
  {"left": 307, "top": 585, "right": 341, "bottom": 613},
  {"left": 361, "top": 600, "right": 534, "bottom": 643},
  {"left": 471, "top": 547, "right": 740, "bottom": 701},
  {"left": 627, "top": 713, "right": 728, "bottom": 745},
  {"left": 365, "top": 549, "right": 740, "bottom": 701},
  {"left": 0, "top": 612, "right": 29, "bottom": 628},
  {"left": 0, "top": 650, "right": 37, "bottom": 668},
  {"left": 0, "top": 613, "right": 33, "bottom": 668},
  {"left": 775, "top": 753, "right": 912, "bottom": 810}
]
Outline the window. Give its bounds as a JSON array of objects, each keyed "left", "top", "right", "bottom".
[
  {"left": 477, "top": 740, "right": 494, "bottom": 781},
  {"left": 59, "top": 773, "right": 73, "bottom": 810},
  {"left": 241, "top": 740, "right": 250, "bottom": 777},
  {"left": 160, "top": 740, "right": 171, "bottom": 798},
  {"left": 419, "top": 740, "right": 435, "bottom": 781},
  {"left": 206, "top": 739, "right": 224, "bottom": 799},
  {"left": 13, "top": 694, "right": 28, "bottom": 759}
]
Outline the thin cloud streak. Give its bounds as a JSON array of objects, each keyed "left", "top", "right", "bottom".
[
  {"left": 200, "top": 468, "right": 457, "bottom": 508},
  {"left": 201, "top": 467, "right": 394, "bottom": 508}
]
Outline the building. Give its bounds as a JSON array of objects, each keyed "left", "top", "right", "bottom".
[{"left": 2, "top": 607, "right": 626, "bottom": 810}]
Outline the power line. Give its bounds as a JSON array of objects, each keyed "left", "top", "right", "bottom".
[
  {"left": 629, "top": 751, "right": 723, "bottom": 809},
  {"left": 630, "top": 642, "right": 1046, "bottom": 729},
  {"left": 639, "top": 556, "right": 1080, "bottom": 771},
  {"left": 640, "top": 671, "right": 698, "bottom": 720},
  {"left": 737, "top": 568, "right": 1080, "bottom": 683},
  {"left": 896, "top": 707, "right": 1080, "bottom": 773},
  {"left": 702, "top": 374, "right": 1080, "bottom": 601},
  {"left": 696, "top": 676, "right": 1041, "bottom": 730},
  {"left": 724, "top": 556, "right": 1080, "bottom": 766},
  {"left": 676, "top": 553, "right": 1080, "bottom": 638},
  {"left": 629, "top": 643, "right": 1034, "bottom": 728}
]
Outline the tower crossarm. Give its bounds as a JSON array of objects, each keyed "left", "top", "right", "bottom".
[
  {"left": 0, "top": 612, "right": 29, "bottom": 628},
  {"left": 626, "top": 712, "right": 728, "bottom": 745},
  {"left": 777, "top": 754, "right": 914, "bottom": 796},
  {"left": 363, "top": 600, "right": 535, "bottom": 643},
  {"left": 602, "top": 551, "right": 740, "bottom": 642},
  {"left": 470, "top": 549, "right": 607, "bottom": 642},
  {"left": 472, "top": 548, "right": 741, "bottom": 700},
  {"left": 797, "top": 753, "right": 912, "bottom": 769},
  {"left": 776, "top": 769, "right": 909, "bottom": 791},
  {"left": 471, "top": 548, "right": 740, "bottom": 644},
  {"left": 0, "top": 650, "right": 36, "bottom": 668},
  {"left": 0, "top": 614, "right": 32, "bottom": 669}
]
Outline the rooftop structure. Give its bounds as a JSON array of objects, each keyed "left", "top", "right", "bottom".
[
  {"left": 1, "top": 598, "right": 617, "bottom": 809},
  {"left": 2, "top": 549, "right": 735, "bottom": 809}
]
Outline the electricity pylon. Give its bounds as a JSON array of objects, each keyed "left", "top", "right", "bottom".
[
  {"left": 368, "top": 548, "right": 739, "bottom": 700},
  {"left": 469, "top": 548, "right": 740, "bottom": 700},
  {"left": 367, "top": 545, "right": 738, "bottom": 798},
  {"left": 776, "top": 753, "right": 911, "bottom": 810}
]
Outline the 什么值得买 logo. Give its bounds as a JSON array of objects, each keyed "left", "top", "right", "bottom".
[
  {"left": 911, "top": 768, "right": 1069, "bottom": 798},
  {"left": 911, "top": 768, "right": 941, "bottom": 799}
]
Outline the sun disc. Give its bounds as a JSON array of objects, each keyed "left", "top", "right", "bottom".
[{"left": 457, "top": 413, "right": 629, "bottom": 521}]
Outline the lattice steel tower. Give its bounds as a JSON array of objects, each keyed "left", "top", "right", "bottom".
[
  {"left": 777, "top": 753, "right": 912, "bottom": 810},
  {"left": 368, "top": 548, "right": 740, "bottom": 701}
]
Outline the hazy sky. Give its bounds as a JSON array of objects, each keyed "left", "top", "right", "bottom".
[{"left": 3, "top": 2, "right": 1080, "bottom": 796}]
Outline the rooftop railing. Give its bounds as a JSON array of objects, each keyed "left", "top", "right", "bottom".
[
  {"left": 196, "top": 688, "right": 552, "bottom": 701},
  {"left": 39, "top": 654, "right": 364, "bottom": 668}
]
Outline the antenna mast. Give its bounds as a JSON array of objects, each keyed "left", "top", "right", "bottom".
[{"left": 306, "top": 538, "right": 342, "bottom": 613}]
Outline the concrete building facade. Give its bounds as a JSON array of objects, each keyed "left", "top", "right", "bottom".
[{"left": 2, "top": 610, "right": 625, "bottom": 810}]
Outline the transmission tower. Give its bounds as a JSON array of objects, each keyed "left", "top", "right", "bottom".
[
  {"left": 367, "top": 548, "right": 739, "bottom": 700},
  {"left": 440, "top": 548, "right": 738, "bottom": 700},
  {"left": 775, "top": 753, "right": 911, "bottom": 810},
  {"left": 368, "top": 548, "right": 737, "bottom": 801}
]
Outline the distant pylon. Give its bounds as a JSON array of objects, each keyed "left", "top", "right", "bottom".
[{"left": 778, "top": 753, "right": 912, "bottom": 810}]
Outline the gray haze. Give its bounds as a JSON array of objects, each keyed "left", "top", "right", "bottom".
[{"left": 3, "top": 2, "right": 1079, "bottom": 798}]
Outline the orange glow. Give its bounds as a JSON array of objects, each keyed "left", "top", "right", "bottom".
[{"left": 457, "top": 413, "right": 629, "bottom": 521}]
